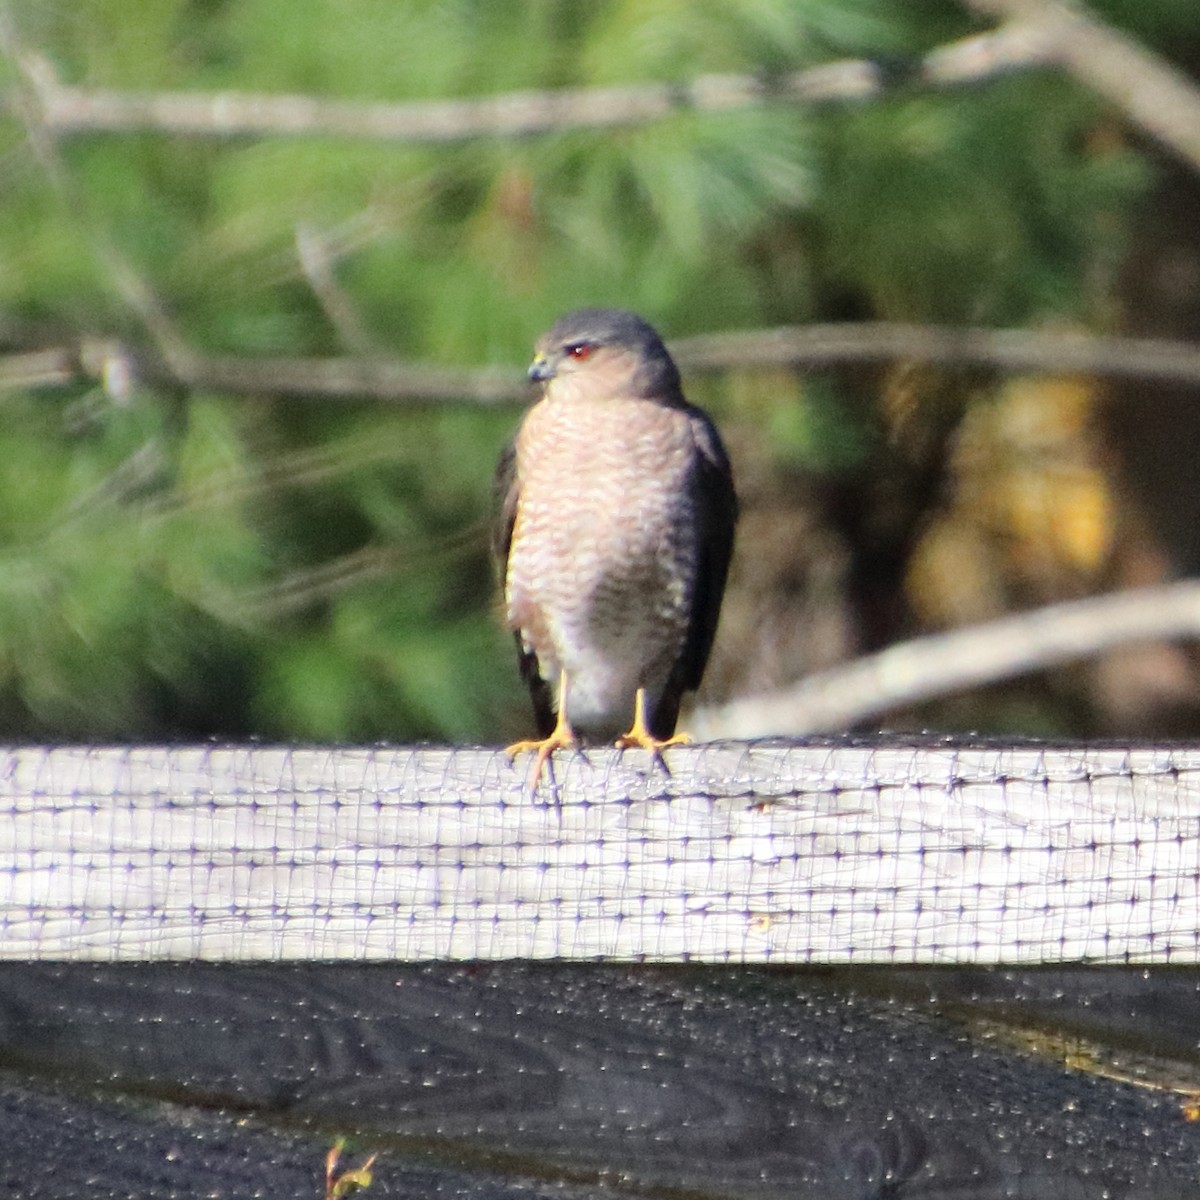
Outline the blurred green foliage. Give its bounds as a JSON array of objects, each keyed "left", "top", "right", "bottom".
[{"left": 0, "top": 0, "right": 1183, "bottom": 741}]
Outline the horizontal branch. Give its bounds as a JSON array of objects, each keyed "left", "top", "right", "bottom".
[
  {"left": 670, "top": 321, "right": 1200, "bottom": 384},
  {"left": 0, "top": 346, "right": 77, "bottom": 391},
  {"left": 0, "top": 339, "right": 529, "bottom": 404},
  {"left": 6, "top": 321, "right": 1200, "bottom": 405},
  {"left": 7, "top": 24, "right": 1051, "bottom": 144},
  {"left": 23, "top": 5, "right": 1200, "bottom": 175},
  {"left": 8, "top": 6, "right": 1199, "bottom": 174},
  {"left": 186, "top": 353, "right": 524, "bottom": 404},
  {"left": 695, "top": 579, "right": 1200, "bottom": 737}
]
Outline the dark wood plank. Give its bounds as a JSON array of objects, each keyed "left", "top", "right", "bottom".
[{"left": 1, "top": 963, "right": 1198, "bottom": 1198}]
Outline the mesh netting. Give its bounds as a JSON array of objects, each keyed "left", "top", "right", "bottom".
[
  {"left": 1, "top": 740, "right": 1197, "bottom": 963},
  {"left": 3, "top": 741, "right": 1200, "bottom": 1196}
]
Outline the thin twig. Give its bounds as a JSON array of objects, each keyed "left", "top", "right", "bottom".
[
  {"left": 694, "top": 579, "right": 1200, "bottom": 737},
  {"left": 294, "top": 222, "right": 380, "bottom": 355}
]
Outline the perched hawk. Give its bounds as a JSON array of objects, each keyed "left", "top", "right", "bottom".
[{"left": 495, "top": 308, "right": 737, "bottom": 787}]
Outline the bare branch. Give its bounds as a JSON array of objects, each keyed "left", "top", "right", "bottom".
[
  {"left": 920, "top": 15, "right": 1057, "bottom": 83},
  {"left": 9, "top": 26, "right": 1048, "bottom": 145},
  {"left": 7, "top": 321, "right": 1200, "bottom": 404},
  {"left": 0, "top": 343, "right": 528, "bottom": 403},
  {"left": 669, "top": 322, "right": 1200, "bottom": 386},
  {"left": 0, "top": 346, "right": 76, "bottom": 392},
  {"left": 187, "top": 353, "right": 525, "bottom": 404},
  {"left": 695, "top": 580, "right": 1200, "bottom": 738},
  {"left": 16, "top": 2, "right": 1198, "bottom": 178},
  {"left": 962, "top": 0, "right": 1200, "bottom": 172}
]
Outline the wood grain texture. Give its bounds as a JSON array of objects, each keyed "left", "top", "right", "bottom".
[
  {"left": 0, "top": 741, "right": 1197, "bottom": 963},
  {"left": 6, "top": 962, "right": 1200, "bottom": 1199}
]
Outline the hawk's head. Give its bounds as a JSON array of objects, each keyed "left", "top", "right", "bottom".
[{"left": 528, "top": 308, "right": 683, "bottom": 403}]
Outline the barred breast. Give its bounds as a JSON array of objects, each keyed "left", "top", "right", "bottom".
[{"left": 505, "top": 394, "right": 700, "bottom": 738}]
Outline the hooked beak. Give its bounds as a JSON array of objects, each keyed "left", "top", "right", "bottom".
[{"left": 527, "top": 352, "right": 555, "bottom": 383}]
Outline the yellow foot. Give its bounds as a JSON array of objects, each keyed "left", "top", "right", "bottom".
[
  {"left": 614, "top": 730, "right": 691, "bottom": 752},
  {"left": 505, "top": 727, "right": 576, "bottom": 792},
  {"left": 614, "top": 688, "right": 691, "bottom": 766},
  {"left": 506, "top": 672, "right": 575, "bottom": 792}
]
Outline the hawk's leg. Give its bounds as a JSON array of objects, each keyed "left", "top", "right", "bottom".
[
  {"left": 505, "top": 672, "right": 576, "bottom": 791},
  {"left": 615, "top": 687, "right": 691, "bottom": 764}
]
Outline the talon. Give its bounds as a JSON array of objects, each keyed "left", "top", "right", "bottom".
[
  {"left": 614, "top": 688, "right": 691, "bottom": 765},
  {"left": 505, "top": 727, "right": 576, "bottom": 791},
  {"left": 506, "top": 673, "right": 575, "bottom": 791}
]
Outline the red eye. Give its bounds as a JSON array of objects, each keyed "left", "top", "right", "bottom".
[{"left": 566, "top": 343, "right": 593, "bottom": 361}]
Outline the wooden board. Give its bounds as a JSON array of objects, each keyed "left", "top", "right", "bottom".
[
  {"left": 6, "top": 962, "right": 1200, "bottom": 1198},
  {"left": 1, "top": 741, "right": 1197, "bottom": 962}
]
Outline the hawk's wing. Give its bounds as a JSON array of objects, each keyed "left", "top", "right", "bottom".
[
  {"left": 492, "top": 437, "right": 519, "bottom": 566},
  {"left": 653, "top": 407, "right": 738, "bottom": 739},
  {"left": 493, "top": 439, "right": 555, "bottom": 737}
]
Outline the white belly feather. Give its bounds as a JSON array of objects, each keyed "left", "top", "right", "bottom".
[{"left": 506, "top": 395, "right": 698, "bottom": 737}]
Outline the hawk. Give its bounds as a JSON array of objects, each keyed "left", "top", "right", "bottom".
[{"left": 495, "top": 308, "right": 737, "bottom": 787}]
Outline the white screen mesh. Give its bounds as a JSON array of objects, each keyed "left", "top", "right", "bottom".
[{"left": 1, "top": 740, "right": 1196, "bottom": 962}]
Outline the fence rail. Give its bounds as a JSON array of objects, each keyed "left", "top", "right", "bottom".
[{"left": 1, "top": 741, "right": 1197, "bottom": 963}]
